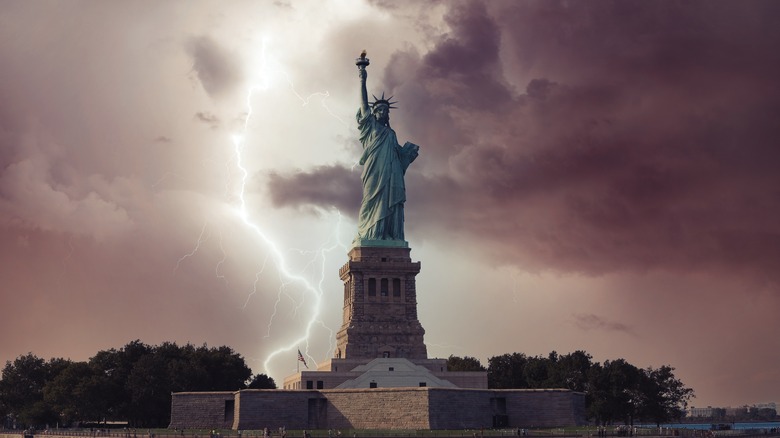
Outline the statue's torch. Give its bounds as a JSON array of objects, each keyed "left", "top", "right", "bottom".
[{"left": 356, "top": 50, "right": 370, "bottom": 70}]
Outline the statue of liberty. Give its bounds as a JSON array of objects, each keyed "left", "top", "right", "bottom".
[{"left": 353, "top": 51, "right": 420, "bottom": 247}]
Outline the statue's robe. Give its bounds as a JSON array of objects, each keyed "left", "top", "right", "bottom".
[{"left": 355, "top": 109, "right": 418, "bottom": 242}]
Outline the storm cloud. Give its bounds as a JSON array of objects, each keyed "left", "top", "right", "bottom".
[
  {"left": 269, "top": 0, "right": 780, "bottom": 280},
  {"left": 268, "top": 164, "right": 361, "bottom": 214},
  {"left": 186, "top": 36, "right": 243, "bottom": 98}
]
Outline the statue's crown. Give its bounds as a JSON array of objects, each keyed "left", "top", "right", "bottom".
[{"left": 371, "top": 92, "right": 398, "bottom": 109}]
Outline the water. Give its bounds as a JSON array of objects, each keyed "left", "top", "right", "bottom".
[{"left": 642, "top": 423, "right": 780, "bottom": 431}]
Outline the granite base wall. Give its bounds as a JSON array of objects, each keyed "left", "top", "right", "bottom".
[
  {"left": 427, "top": 389, "right": 586, "bottom": 429},
  {"left": 170, "top": 388, "right": 585, "bottom": 430},
  {"left": 502, "top": 389, "right": 587, "bottom": 428},
  {"left": 234, "top": 390, "right": 317, "bottom": 430},
  {"left": 169, "top": 392, "right": 236, "bottom": 429},
  {"left": 324, "top": 388, "right": 430, "bottom": 429}
]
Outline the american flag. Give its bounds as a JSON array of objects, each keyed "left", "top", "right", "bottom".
[{"left": 297, "top": 349, "right": 308, "bottom": 369}]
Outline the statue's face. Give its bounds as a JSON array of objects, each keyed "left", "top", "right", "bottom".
[{"left": 374, "top": 104, "right": 389, "bottom": 124}]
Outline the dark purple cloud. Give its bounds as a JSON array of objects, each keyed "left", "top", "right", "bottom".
[
  {"left": 186, "top": 36, "right": 242, "bottom": 98},
  {"left": 267, "top": 0, "right": 780, "bottom": 281},
  {"left": 268, "top": 164, "right": 361, "bottom": 214},
  {"left": 194, "top": 111, "right": 221, "bottom": 129},
  {"left": 571, "top": 313, "right": 635, "bottom": 336}
]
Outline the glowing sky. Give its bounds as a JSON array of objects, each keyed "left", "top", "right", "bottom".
[{"left": 1, "top": 0, "right": 779, "bottom": 409}]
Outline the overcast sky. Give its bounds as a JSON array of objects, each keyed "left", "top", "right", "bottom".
[{"left": 1, "top": 0, "right": 779, "bottom": 409}]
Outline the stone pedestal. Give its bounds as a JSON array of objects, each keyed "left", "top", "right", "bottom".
[{"left": 335, "top": 246, "right": 427, "bottom": 360}]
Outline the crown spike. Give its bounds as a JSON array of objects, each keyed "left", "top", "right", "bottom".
[{"left": 370, "top": 91, "right": 400, "bottom": 109}]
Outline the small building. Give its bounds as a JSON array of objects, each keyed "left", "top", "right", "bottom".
[
  {"left": 688, "top": 406, "right": 714, "bottom": 417},
  {"left": 283, "top": 357, "right": 487, "bottom": 390}
]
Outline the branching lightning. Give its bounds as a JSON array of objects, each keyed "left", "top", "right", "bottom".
[
  {"left": 231, "top": 119, "right": 347, "bottom": 372},
  {"left": 215, "top": 231, "right": 229, "bottom": 286},
  {"left": 175, "top": 222, "right": 211, "bottom": 274},
  {"left": 176, "top": 37, "right": 350, "bottom": 377},
  {"left": 285, "top": 84, "right": 349, "bottom": 129}
]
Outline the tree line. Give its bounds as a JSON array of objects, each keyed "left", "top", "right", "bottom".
[
  {"left": 0, "top": 341, "right": 276, "bottom": 429},
  {"left": 1, "top": 344, "right": 694, "bottom": 430},
  {"left": 448, "top": 350, "right": 695, "bottom": 427}
]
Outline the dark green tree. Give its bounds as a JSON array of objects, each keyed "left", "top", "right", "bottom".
[
  {"left": 523, "top": 355, "right": 552, "bottom": 388},
  {"left": 43, "top": 361, "right": 112, "bottom": 426},
  {"left": 192, "top": 345, "right": 252, "bottom": 391},
  {"left": 89, "top": 340, "right": 152, "bottom": 422},
  {"left": 165, "top": 344, "right": 209, "bottom": 392},
  {"left": 0, "top": 397, "right": 7, "bottom": 428},
  {"left": 446, "top": 355, "right": 486, "bottom": 372},
  {"left": 587, "top": 359, "right": 644, "bottom": 425},
  {"left": 551, "top": 350, "right": 593, "bottom": 392},
  {"left": 247, "top": 374, "right": 277, "bottom": 389},
  {"left": 586, "top": 361, "right": 608, "bottom": 424},
  {"left": 0, "top": 353, "right": 46, "bottom": 425},
  {"left": 1, "top": 341, "right": 256, "bottom": 428},
  {"left": 487, "top": 353, "right": 529, "bottom": 388},
  {"left": 125, "top": 353, "right": 170, "bottom": 427},
  {"left": 639, "top": 365, "right": 694, "bottom": 426},
  {"left": 0, "top": 354, "right": 69, "bottom": 428}
]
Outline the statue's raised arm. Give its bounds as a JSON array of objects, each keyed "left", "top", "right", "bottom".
[
  {"left": 352, "top": 51, "right": 420, "bottom": 248},
  {"left": 356, "top": 50, "right": 370, "bottom": 118}
]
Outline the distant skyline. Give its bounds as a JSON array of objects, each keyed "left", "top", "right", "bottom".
[{"left": 1, "top": 1, "right": 779, "bottom": 409}]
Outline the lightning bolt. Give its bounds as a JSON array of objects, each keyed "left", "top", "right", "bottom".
[
  {"left": 285, "top": 84, "right": 349, "bottom": 129},
  {"left": 234, "top": 115, "right": 346, "bottom": 373},
  {"left": 174, "top": 222, "right": 211, "bottom": 274},
  {"left": 215, "top": 231, "right": 229, "bottom": 286},
  {"left": 177, "top": 37, "right": 351, "bottom": 377}
]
